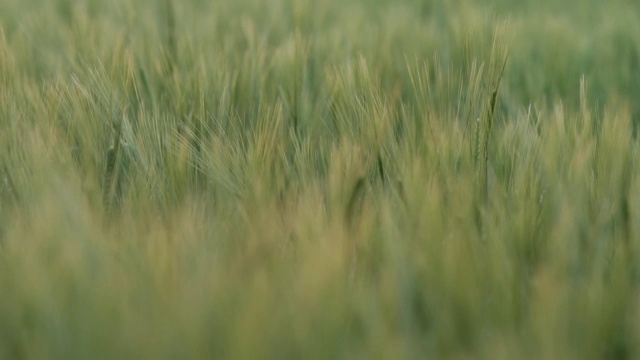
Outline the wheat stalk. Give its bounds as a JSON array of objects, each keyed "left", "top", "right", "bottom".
[{"left": 103, "top": 112, "right": 124, "bottom": 210}]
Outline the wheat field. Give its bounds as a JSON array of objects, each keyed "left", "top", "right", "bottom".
[{"left": 2, "top": 0, "right": 640, "bottom": 359}]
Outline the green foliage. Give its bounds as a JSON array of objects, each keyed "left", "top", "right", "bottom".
[{"left": 1, "top": 0, "right": 640, "bottom": 358}]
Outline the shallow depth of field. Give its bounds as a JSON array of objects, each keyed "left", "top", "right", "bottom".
[{"left": 2, "top": 0, "right": 640, "bottom": 358}]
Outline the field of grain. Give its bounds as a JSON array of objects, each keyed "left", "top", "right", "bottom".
[{"left": 2, "top": 0, "right": 640, "bottom": 358}]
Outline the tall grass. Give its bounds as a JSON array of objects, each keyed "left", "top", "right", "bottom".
[{"left": 1, "top": 0, "right": 640, "bottom": 358}]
